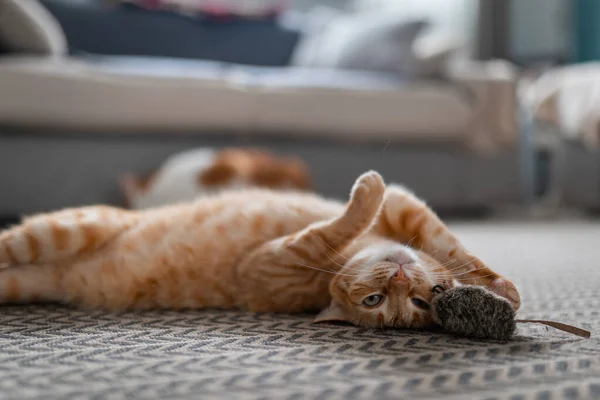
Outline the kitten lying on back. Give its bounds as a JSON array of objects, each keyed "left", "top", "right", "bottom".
[
  {"left": 0, "top": 171, "right": 520, "bottom": 328},
  {"left": 120, "top": 148, "right": 311, "bottom": 209}
]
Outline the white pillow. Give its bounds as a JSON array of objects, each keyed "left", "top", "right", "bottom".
[
  {"left": 0, "top": 0, "right": 67, "bottom": 55},
  {"left": 413, "top": 32, "right": 461, "bottom": 78},
  {"left": 292, "top": 9, "right": 428, "bottom": 79},
  {"left": 289, "top": 5, "right": 343, "bottom": 67}
]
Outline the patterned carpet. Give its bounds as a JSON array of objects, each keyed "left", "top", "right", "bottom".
[{"left": 0, "top": 222, "right": 598, "bottom": 400}]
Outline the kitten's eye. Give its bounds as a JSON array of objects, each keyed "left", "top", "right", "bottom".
[
  {"left": 362, "top": 294, "right": 384, "bottom": 307},
  {"left": 411, "top": 298, "right": 430, "bottom": 310},
  {"left": 432, "top": 285, "right": 445, "bottom": 295}
]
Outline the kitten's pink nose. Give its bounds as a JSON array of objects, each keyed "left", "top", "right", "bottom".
[{"left": 391, "top": 266, "right": 410, "bottom": 283}]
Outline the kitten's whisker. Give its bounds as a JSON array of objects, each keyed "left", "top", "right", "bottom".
[
  {"left": 315, "top": 236, "right": 349, "bottom": 261},
  {"left": 431, "top": 271, "right": 498, "bottom": 282},
  {"left": 431, "top": 269, "right": 483, "bottom": 279},
  {"left": 422, "top": 259, "right": 457, "bottom": 274},
  {"left": 441, "top": 268, "right": 490, "bottom": 279},
  {"left": 442, "top": 261, "right": 476, "bottom": 272},
  {"left": 405, "top": 235, "right": 419, "bottom": 247},
  {"left": 295, "top": 262, "right": 361, "bottom": 277},
  {"left": 324, "top": 252, "right": 346, "bottom": 271},
  {"left": 439, "top": 259, "right": 479, "bottom": 273},
  {"left": 424, "top": 258, "right": 455, "bottom": 269},
  {"left": 430, "top": 266, "right": 487, "bottom": 279},
  {"left": 454, "top": 273, "right": 499, "bottom": 282},
  {"left": 345, "top": 261, "right": 373, "bottom": 274},
  {"left": 436, "top": 259, "right": 458, "bottom": 268},
  {"left": 344, "top": 262, "right": 363, "bottom": 272}
]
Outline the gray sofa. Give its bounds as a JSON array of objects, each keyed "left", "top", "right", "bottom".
[{"left": 0, "top": 0, "right": 523, "bottom": 216}]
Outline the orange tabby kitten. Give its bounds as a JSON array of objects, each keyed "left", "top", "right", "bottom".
[{"left": 0, "top": 171, "right": 520, "bottom": 328}]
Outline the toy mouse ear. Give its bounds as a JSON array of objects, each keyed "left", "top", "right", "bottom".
[{"left": 313, "top": 302, "right": 351, "bottom": 324}]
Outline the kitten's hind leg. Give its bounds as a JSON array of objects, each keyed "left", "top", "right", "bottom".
[
  {"left": 234, "top": 171, "right": 386, "bottom": 312},
  {"left": 373, "top": 184, "right": 521, "bottom": 310},
  {"left": 0, "top": 206, "right": 137, "bottom": 266},
  {"left": 0, "top": 264, "right": 65, "bottom": 304}
]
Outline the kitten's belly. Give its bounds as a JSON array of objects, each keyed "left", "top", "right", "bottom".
[
  {"left": 188, "top": 189, "right": 345, "bottom": 247},
  {"left": 104, "top": 190, "right": 344, "bottom": 309}
]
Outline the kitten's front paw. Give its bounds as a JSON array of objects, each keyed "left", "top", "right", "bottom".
[
  {"left": 488, "top": 277, "right": 521, "bottom": 311},
  {"left": 350, "top": 171, "right": 385, "bottom": 214}
]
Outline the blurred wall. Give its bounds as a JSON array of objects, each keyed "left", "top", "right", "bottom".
[
  {"left": 509, "top": 0, "right": 572, "bottom": 63},
  {"left": 574, "top": 0, "right": 600, "bottom": 62}
]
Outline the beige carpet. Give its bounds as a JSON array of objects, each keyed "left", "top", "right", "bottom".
[{"left": 0, "top": 222, "right": 598, "bottom": 399}]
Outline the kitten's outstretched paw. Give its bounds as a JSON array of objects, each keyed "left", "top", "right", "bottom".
[
  {"left": 489, "top": 277, "right": 521, "bottom": 311},
  {"left": 349, "top": 171, "right": 386, "bottom": 215}
]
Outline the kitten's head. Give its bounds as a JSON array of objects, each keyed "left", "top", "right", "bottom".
[{"left": 316, "top": 240, "right": 453, "bottom": 328}]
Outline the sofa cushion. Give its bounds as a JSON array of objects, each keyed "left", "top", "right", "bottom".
[
  {"left": 0, "top": 55, "right": 472, "bottom": 142},
  {"left": 0, "top": 56, "right": 253, "bottom": 131},
  {"left": 0, "top": 0, "right": 67, "bottom": 55},
  {"left": 292, "top": 7, "right": 429, "bottom": 79},
  {"left": 413, "top": 33, "right": 461, "bottom": 79},
  {"left": 227, "top": 65, "right": 470, "bottom": 139}
]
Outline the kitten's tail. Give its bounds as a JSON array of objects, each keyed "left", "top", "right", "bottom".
[{"left": 0, "top": 206, "right": 137, "bottom": 266}]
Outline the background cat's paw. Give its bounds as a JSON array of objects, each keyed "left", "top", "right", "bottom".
[
  {"left": 488, "top": 277, "right": 521, "bottom": 311},
  {"left": 350, "top": 171, "right": 385, "bottom": 213}
]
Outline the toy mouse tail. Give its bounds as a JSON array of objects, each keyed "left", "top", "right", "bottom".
[{"left": 517, "top": 319, "right": 591, "bottom": 339}]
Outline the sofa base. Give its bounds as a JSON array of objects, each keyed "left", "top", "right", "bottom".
[
  {"left": 0, "top": 130, "right": 522, "bottom": 215},
  {"left": 562, "top": 141, "right": 600, "bottom": 210}
]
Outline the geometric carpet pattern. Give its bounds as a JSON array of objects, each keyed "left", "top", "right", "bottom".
[{"left": 0, "top": 222, "right": 598, "bottom": 399}]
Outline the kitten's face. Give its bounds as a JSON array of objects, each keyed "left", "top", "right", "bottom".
[{"left": 316, "top": 240, "right": 454, "bottom": 328}]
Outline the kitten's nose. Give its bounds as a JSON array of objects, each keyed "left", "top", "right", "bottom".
[
  {"left": 391, "top": 266, "right": 410, "bottom": 283},
  {"left": 391, "top": 264, "right": 421, "bottom": 285}
]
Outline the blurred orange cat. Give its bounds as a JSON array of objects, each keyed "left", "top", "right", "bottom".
[
  {"left": 121, "top": 148, "right": 312, "bottom": 209},
  {"left": 0, "top": 171, "right": 519, "bottom": 328}
]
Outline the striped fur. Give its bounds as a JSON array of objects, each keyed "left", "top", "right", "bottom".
[
  {"left": 0, "top": 207, "right": 137, "bottom": 266},
  {"left": 0, "top": 171, "right": 519, "bottom": 328}
]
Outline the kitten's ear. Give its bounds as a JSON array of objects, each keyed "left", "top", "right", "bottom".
[
  {"left": 198, "top": 162, "right": 236, "bottom": 186},
  {"left": 313, "top": 302, "right": 351, "bottom": 324}
]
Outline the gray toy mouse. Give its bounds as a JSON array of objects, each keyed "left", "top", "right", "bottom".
[{"left": 431, "top": 286, "right": 591, "bottom": 341}]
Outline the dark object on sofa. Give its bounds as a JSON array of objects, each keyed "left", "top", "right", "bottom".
[{"left": 40, "top": 0, "right": 300, "bottom": 66}]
